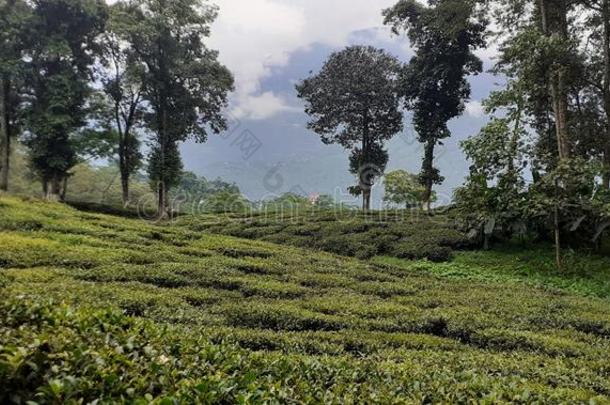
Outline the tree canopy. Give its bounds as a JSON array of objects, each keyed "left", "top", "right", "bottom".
[
  {"left": 119, "top": 0, "right": 234, "bottom": 217},
  {"left": 384, "top": 0, "right": 486, "bottom": 210},
  {"left": 296, "top": 45, "right": 403, "bottom": 210}
]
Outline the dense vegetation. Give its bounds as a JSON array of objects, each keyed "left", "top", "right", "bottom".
[
  {"left": 178, "top": 210, "right": 472, "bottom": 262},
  {"left": 2, "top": 196, "right": 610, "bottom": 402},
  {"left": 3, "top": 0, "right": 610, "bottom": 402}
]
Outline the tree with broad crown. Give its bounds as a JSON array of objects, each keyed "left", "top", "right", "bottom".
[
  {"left": 383, "top": 0, "right": 486, "bottom": 211},
  {"left": 123, "top": 0, "right": 234, "bottom": 218},
  {"left": 22, "top": 0, "right": 108, "bottom": 201},
  {"left": 296, "top": 46, "right": 403, "bottom": 211}
]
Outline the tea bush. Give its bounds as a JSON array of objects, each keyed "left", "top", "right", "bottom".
[
  {"left": 178, "top": 210, "right": 472, "bottom": 262},
  {"left": 1, "top": 197, "right": 610, "bottom": 402}
]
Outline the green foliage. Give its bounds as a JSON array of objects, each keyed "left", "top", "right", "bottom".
[
  {"left": 260, "top": 192, "right": 311, "bottom": 213},
  {"left": 383, "top": 169, "right": 432, "bottom": 208},
  {"left": 383, "top": 0, "right": 485, "bottom": 207},
  {"left": 147, "top": 141, "right": 184, "bottom": 194},
  {"left": 121, "top": 0, "right": 234, "bottom": 214},
  {"left": 457, "top": 84, "right": 610, "bottom": 250},
  {"left": 0, "top": 0, "right": 30, "bottom": 191},
  {"left": 93, "top": 3, "right": 148, "bottom": 204},
  {"left": 2, "top": 197, "right": 610, "bottom": 401},
  {"left": 376, "top": 244, "right": 610, "bottom": 300},
  {"left": 200, "top": 190, "right": 250, "bottom": 214},
  {"left": 22, "top": 0, "right": 108, "bottom": 198},
  {"left": 177, "top": 171, "right": 239, "bottom": 198},
  {"left": 296, "top": 45, "right": 403, "bottom": 209},
  {"left": 180, "top": 210, "right": 473, "bottom": 262}
]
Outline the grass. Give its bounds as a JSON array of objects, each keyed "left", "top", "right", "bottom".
[
  {"left": 374, "top": 244, "right": 610, "bottom": 300},
  {"left": 1, "top": 196, "right": 610, "bottom": 402}
]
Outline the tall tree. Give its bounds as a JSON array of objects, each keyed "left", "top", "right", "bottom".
[
  {"left": 0, "top": 0, "right": 30, "bottom": 192},
  {"left": 23, "top": 0, "right": 107, "bottom": 200},
  {"left": 457, "top": 0, "right": 610, "bottom": 267},
  {"left": 384, "top": 0, "right": 486, "bottom": 211},
  {"left": 97, "top": 1, "right": 145, "bottom": 206},
  {"left": 581, "top": 0, "right": 610, "bottom": 187},
  {"left": 537, "top": 0, "right": 573, "bottom": 160},
  {"left": 124, "top": 0, "right": 234, "bottom": 218},
  {"left": 599, "top": 0, "right": 610, "bottom": 187},
  {"left": 296, "top": 46, "right": 403, "bottom": 210}
]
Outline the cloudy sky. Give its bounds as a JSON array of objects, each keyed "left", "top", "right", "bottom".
[{"left": 181, "top": 0, "right": 498, "bottom": 205}]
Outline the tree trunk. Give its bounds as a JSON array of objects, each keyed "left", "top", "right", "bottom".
[
  {"left": 361, "top": 187, "right": 372, "bottom": 211},
  {"left": 121, "top": 170, "right": 130, "bottom": 207},
  {"left": 603, "top": 0, "right": 610, "bottom": 188},
  {"left": 360, "top": 118, "right": 371, "bottom": 212},
  {"left": 0, "top": 76, "right": 9, "bottom": 192},
  {"left": 157, "top": 180, "right": 167, "bottom": 219},
  {"left": 119, "top": 138, "right": 130, "bottom": 207},
  {"left": 554, "top": 198, "right": 562, "bottom": 271},
  {"left": 60, "top": 177, "right": 68, "bottom": 202},
  {"left": 552, "top": 67, "right": 571, "bottom": 160},
  {"left": 421, "top": 140, "right": 435, "bottom": 212},
  {"left": 540, "top": 0, "right": 571, "bottom": 160},
  {"left": 540, "top": 0, "right": 571, "bottom": 270},
  {"left": 46, "top": 176, "right": 62, "bottom": 201},
  {"left": 157, "top": 102, "right": 169, "bottom": 218}
]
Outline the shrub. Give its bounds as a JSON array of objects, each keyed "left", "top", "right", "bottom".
[{"left": 178, "top": 211, "right": 472, "bottom": 262}]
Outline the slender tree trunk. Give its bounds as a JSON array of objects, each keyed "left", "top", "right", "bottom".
[
  {"left": 0, "top": 76, "right": 9, "bottom": 192},
  {"left": 540, "top": 0, "right": 571, "bottom": 269},
  {"left": 118, "top": 137, "right": 130, "bottom": 207},
  {"left": 554, "top": 178, "right": 562, "bottom": 270},
  {"left": 157, "top": 181, "right": 166, "bottom": 219},
  {"left": 421, "top": 140, "right": 435, "bottom": 212},
  {"left": 603, "top": 0, "right": 610, "bottom": 188},
  {"left": 552, "top": 67, "right": 571, "bottom": 160},
  {"left": 60, "top": 177, "right": 68, "bottom": 202},
  {"left": 360, "top": 119, "right": 370, "bottom": 212},
  {"left": 121, "top": 170, "right": 130, "bottom": 207},
  {"left": 46, "top": 176, "right": 62, "bottom": 201},
  {"left": 157, "top": 107, "right": 168, "bottom": 219},
  {"left": 540, "top": 0, "right": 571, "bottom": 160}
]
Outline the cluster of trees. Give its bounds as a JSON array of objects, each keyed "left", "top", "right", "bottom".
[
  {"left": 454, "top": 0, "right": 610, "bottom": 265},
  {"left": 297, "top": 0, "right": 485, "bottom": 211},
  {"left": 0, "top": 0, "right": 233, "bottom": 218},
  {"left": 297, "top": 0, "right": 610, "bottom": 265}
]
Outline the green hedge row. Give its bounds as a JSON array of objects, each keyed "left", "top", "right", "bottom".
[
  {"left": 2, "top": 298, "right": 610, "bottom": 404},
  {"left": 179, "top": 211, "right": 472, "bottom": 262}
]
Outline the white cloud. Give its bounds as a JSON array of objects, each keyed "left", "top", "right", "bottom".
[
  {"left": 208, "top": 0, "right": 398, "bottom": 120},
  {"left": 231, "top": 91, "right": 300, "bottom": 120},
  {"left": 465, "top": 100, "right": 486, "bottom": 118}
]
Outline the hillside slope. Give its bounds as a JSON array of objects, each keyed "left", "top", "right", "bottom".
[{"left": 1, "top": 197, "right": 610, "bottom": 403}]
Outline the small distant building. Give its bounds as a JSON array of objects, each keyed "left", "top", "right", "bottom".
[{"left": 309, "top": 193, "right": 320, "bottom": 205}]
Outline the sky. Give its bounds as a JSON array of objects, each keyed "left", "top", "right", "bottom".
[{"left": 180, "top": 0, "right": 500, "bottom": 206}]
